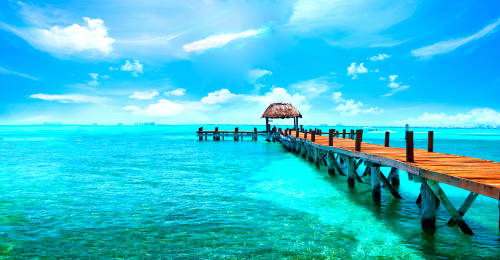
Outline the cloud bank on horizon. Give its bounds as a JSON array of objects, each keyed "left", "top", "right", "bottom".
[{"left": 0, "top": 0, "right": 499, "bottom": 127}]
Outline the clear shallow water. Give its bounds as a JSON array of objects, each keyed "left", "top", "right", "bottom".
[{"left": 0, "top": 125, "right": 499, "bottom": 258}]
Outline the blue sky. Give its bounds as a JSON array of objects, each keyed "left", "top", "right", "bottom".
[{"left": 0, "top": 0, "right": 499, "bottom": 127}]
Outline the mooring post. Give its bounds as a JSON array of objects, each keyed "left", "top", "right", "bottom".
[
  {"left": 234, "top": 127, "right": 239, "bottom": 141},
  {"left": 253, "top": 127, "right": 258, "bottom": 141},
  {"left": 371, "top": 164, "right": 381, "bottom": 203},
  {"left": 384, "top": 131, "right": 390, "bottom": 147},
  {"left": 198, "top": 127, "right": 203, "bottom": 141},
  {"left": 342, "top": 129, "right": 346, "bottom": 138},
  {"left": 214, "top": 127, "right": 220, "bottom": 141},
  {"left": 355, "top": 129, "right": 363, "bottom": 151},
  {"left": 346, "top": 156, "right": 355, "bottom": 188},
  {"left": 421, "top": 181, "right": 438, "bottom": 234},
  {"left": 328, "top": 129, "right": 333, "bottom": 146},
  {"left": 428, "top": 131, "right": 434, "bottom": 152},
  {"left": 406, "top": 131, "right": 414, "bottom": 162}
]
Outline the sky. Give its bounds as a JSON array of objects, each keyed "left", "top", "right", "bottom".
[{"left": 0, "top": 0, "right": 499, "bottom": 127}]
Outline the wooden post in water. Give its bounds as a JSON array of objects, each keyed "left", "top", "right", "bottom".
[
  {"left": 253, "top": 127, "right": 258, "bottom": 141},
  {"left": 198, "top": 127, "right": 203, "bottom": 141},
  {"left": 328, "top": 129, "right": 334, "bottom": 146},
  {"left": 421, "top": 181, "right": 438, "bottom": 234},
  {"left": 214, "top": 127, "right": 220, "bottom": 141},
  {"left": 384, "top": 131, "right": 390, "bottom": 147},
  {"left": 234, "top": 127, "right": 239, "bottom": 141},
  {"left": 347, "top": 156, "right": 355, "bottom": 188},
  {"left": 342, "top": 129, "right": 346, "bottom": 138},
  {"left": 371, "top": 164, "right": 381, "bottom": 203},
  {"left": 406, "top": 131, "right": 414, "bottom": 162},
  {"left": 355, "top": 129, "right": 363, "bottom": 151},
  {"left": 428, "top": 131, "right": 434, "bottom": 152}
]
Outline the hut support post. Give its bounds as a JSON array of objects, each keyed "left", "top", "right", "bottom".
[{"left": 266, "top": 118, "right": 270, "bottom": 142}]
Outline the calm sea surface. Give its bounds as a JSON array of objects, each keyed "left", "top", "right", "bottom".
[{"left": 0, "top": 125, "right": 499, "bottom": 258}]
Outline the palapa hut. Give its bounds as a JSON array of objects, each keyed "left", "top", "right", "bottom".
[{"left": 261, "top": 103, "right": 302, "bottom": 139}]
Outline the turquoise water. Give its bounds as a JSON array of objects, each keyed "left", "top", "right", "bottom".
[{"left": 0, "top": 125, "right": 499, "bottom": 258}]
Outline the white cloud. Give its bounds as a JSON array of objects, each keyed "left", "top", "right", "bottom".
[
  {"left": 164, "top": 88, "right": 186, "bottom": 96},
  {"left": 369, "top": 53, "right": 390, "bottom": 61},
  {"left": 120, "top": 60, "right": 143, "bottom": 77},
  {"left": 332, "top": 91, "right": 382, "bottom": 116},
  {"left": 129, "top": 90, "right": 159, "bottom": 100},
  {"left": 2, "top": 17, "right": 114, "bottom": 57},
  {"left": 123, "top": 99, "right": 183, "bottom": 117},
  {"left": 248, "top": 68, "right": 272, "bottom": 83},
  {"left": 30, "top": 93, "right": 106, "bottom": 103},
  {"left": 402, "top": 108, "right": 500, "bottom": 128},
  {"left": 0, "top": 66, "right": 38, "bottom": 80},
  {"left": 183, "top": 27, "right": 268, "bottom": 53},
  {"left": 88, "top": 73, "right": 99, "bottom": 86},
  {"left": 383, "top": 74, "right": 409, "bottom": 96},
  {"left": 412, "top": 17, "right": 500, "bottom": 59},
  {"left": 201, "top": 89, "right": 237, "bottom": 104},
  {"left": 347, "top": 63, "right": 368, "bottom": 79}
]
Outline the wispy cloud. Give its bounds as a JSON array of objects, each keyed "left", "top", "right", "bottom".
[
  {"left": 289, "top": 74, "right": 339, "bottom": 98},
  {"left": 401, "top": 108, "right": 500, "bottom": 127},
  {"left": 183, "top": 27, "right": 268, "bottom": 53},
  {"left": 412, "top": 17, "right": 500, "bottom": 59},
  {"left": 164, "top": 88, "right": 186, "bottom": 96},
  {"left": 30, "top": 93, "right": 106, "bottom": 103},
  {"left": 0, "top": 66, "right": 38, "bottom": 80},
  {"left": 129, "top": 91, "right": 159, "bottom": 100},
  {"left": 347, "top": 63, "right": 367, "bottom": 79},
  {"left": 201, "top": 89, "right": 237, "bottom": 104},
  {"left": 120, "top": 60, "right": 143, "bottom": 77},
  {"left": 332, "top": 91, "right": 382, "bottom": 116},
  {"left": 123, "top": 99, "right": 184, "bottom": 117},
  {"left": 1, "top": 17, "right": 115, "bottom": 57},
  {"left": 248, "top": 68, "right": 272, "bottom": 83},
  {"left": 369, "top": 53, "right": 390, "bottom": 62},
  {"left": 382, "top": 75, "right": 409, "bottom": 96}
]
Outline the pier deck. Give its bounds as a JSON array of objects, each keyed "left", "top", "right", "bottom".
[{"left": 292, "top": 130, "right": 500, "bottom": 199}]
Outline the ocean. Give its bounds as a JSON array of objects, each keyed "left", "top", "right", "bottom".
[{"left": 0, "top": 125, "right": 499, "bottom": 258}]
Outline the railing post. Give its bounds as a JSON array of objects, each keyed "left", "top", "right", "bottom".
[
  {"left": 384, "top": 131, "right": 390, "bottom": 147},
  {"left": 406, "top": 131, "right": 414, "bottom": 162},
  {"left": 304, "top": 130, "right": 308, "bottom": 139},
  {"left": 234, "top": 127, "right": 239, "bottom": 141},
  {"left": 355, "top": 129, "right": 363, "bottom": 151},
  {"left": 214, "top": 126, "right": 220, "bottom": 141},
  {"left": 342, "top": 129, "right": 346, "bottom": 138},
  {"left": 328, "top": 129, "right": 333, "bottom": 146},
  {"left": 428, "top": 131, "right": 434, "bottom": 152},
  {"left": 311, "top": 130, "right": 316, "bottom": 142},
  {"left": 350, "top": 129, "right": 355, "bottom": 140}
]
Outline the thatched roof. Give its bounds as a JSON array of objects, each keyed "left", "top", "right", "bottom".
[{"left": 261, "top": 102, "right": 302, "bottom": 118}]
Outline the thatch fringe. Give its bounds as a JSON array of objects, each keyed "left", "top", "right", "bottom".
[{"left": 261, "top": 102, "right": 302, "bottom": 118}]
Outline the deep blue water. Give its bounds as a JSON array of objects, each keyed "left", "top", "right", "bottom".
[{"left": 0, "top": 125, "right": 499, "bottom": 258}]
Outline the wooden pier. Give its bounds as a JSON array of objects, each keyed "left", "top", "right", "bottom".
[
  {"left": 196, "top": 103, "right": 500, "bottom": 236},
  {"left": 196, "top": 125, "right": 500, "bottom": 235},
  {"left": 277, "top": 128, "right": 500, "bottom": 235}
]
